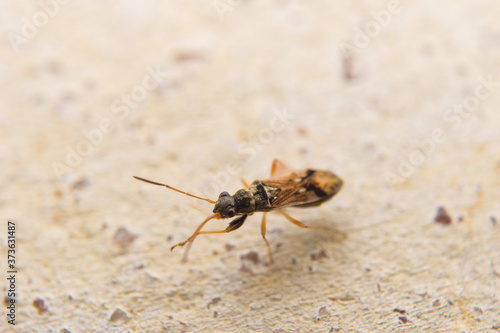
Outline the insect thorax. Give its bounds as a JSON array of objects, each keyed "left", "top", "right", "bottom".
[{"left": 233, "top": 181, "right": 280, "bottom": 214}]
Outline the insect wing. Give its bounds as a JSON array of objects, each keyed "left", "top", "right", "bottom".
[{"left": 260, "top": 170, "right": 332, "bottom": 208}]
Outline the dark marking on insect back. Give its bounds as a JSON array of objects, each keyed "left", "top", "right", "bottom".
[
  {"left": 301, "top": 169, "right": 328, "bottom": 197},
  {"left": 301, "top": 169, "right": 315, "bottom": 182},
  {"left": 253, "top": 181, "right": 274, "bottom": 211},
  {"left": 306, "top": 183, "right": 327, "bottom": 198},
  {"left": 255, "top": 183, "right": 270, "bottom": 204}
]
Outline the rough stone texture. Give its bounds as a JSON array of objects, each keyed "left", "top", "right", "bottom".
[{"left": 1, "top": 1, "right": 499, "bottom": 332}]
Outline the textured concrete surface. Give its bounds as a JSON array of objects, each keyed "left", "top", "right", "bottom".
[{"left": 1, "top": 1, "right": 500, "bottom": 332}]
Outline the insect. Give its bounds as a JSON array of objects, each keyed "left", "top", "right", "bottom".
[{"left": 133, "top": 159, "right": 343, "bottom": 263}]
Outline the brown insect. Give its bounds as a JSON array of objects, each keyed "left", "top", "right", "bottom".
[{"left": 134, "top": 159, "right": 343, "bottom": 263}]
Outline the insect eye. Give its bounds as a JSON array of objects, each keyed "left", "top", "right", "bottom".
[{"left": 227, "top": 209, "right": 235, "bottom": 217}]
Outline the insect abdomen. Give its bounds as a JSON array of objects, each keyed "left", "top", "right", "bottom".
[
  {"left": 313, "top": 170, "right": 342, "bottom": 196},
  {"left": 295, "top": 170, "right": 343, "bottom": 208}
]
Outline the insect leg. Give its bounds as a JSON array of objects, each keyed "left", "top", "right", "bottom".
[
  {"left": 198, "top": 214, "right": 247, "bottom": 235},
  {"left": 271, "top": 159, "right": 290, "bottom": 177},
  {"left": 260, "top": 213, "right": 274, "bottom": 264},
  {"left": 240, "top": 179, "right": 249, "bottom": 188},
  {"left": 172, "top": 214, "right": 247, "bottom": 263},
  {"left": 171, "top": 213, "right": 221, "bottom": 263},
  {"left": 279, "top": 210, "right": 331, "bottom": 230}
]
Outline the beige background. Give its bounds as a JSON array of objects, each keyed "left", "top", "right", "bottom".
[{"left": 1, "top": 1, "right": 499, "bottom": 332}]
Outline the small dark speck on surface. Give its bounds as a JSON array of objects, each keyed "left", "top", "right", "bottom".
[
  {"left": 239, "top": 264, "right": 253, "bottom": 274},
  {"left": 207, "top": 297, "right": 222, "bottom": 309},
  {"left": 241, "top": 251, "right": 260, "bottom": 265},
  {"left": 434, "top": 206, "right": 452, "bottom": 225},
  {"left": 33, "top": 298, "right": 49, "bottom": 314},
  {"left": 71, "top": 177, "right": 90, "bottom": 190},
  {"left": 297, "top": 126, "right": 308, "bottom": 137},
  {"left": 240, "top": 251, "right": 260, "bottom": 274},
  {"left": 490, "top": 216, "right": 497, "bottom": 226},
  {"left": 113, "top": 227, "right": 138, "bottom": 247},
  {"left": 53, "top": 187, "right": 63, "bottom": 198},
  {"left": 109, "top": 308, "right": 130, "bottom": 324},
  {"left": 310, "top": 249, "right": 328, "bottom": 261},
  {"left": 342, "top": 52, "right": 355, "bottom": 81},
  {"left": 4, "top": 288, "right": 14, "bottom": 306},
  {"left": 317, "top": 306, "right": 330, "bottom": 318},
  {"left": 173, "top": 49, "right": 206, "bottom": 62}
]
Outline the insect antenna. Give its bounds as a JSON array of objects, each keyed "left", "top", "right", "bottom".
[{"left": 133, "top": 176, "right": 216, "bottom": 204}]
